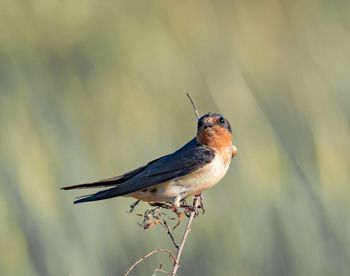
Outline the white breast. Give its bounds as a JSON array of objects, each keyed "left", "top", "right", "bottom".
[{"left": 177, "top": 152, "right": 231, "bottom": 197}]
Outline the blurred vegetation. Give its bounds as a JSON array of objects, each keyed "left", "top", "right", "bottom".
[{"left": 1, "top": 0, "right": 350, "bottom": 275}]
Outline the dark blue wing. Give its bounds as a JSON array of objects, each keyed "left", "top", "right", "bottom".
[{"left": 73, "top": 138, "right": 215, "bottom": 204}]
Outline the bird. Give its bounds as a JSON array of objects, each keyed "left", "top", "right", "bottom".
[{"left": 62, "top": 112, "right": 238, "bottom": 208}]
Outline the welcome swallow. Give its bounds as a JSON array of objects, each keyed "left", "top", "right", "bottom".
[{"left": 62, "top": 113, "right": 238, "bottom": 207}]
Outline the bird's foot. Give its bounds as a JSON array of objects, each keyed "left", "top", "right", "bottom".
[
  {"left": 180, "top": 195, "right": 205, "bottom": 217},
  {"left": 183, "top": 205, "right": 200, "bottom": 217}
]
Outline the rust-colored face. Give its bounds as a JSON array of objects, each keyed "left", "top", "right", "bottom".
[{"left": 196, "top": 113, "right": 232, "bottom": 149}]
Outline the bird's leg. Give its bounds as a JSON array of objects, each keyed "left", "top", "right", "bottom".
[
  {"left": 129, "top": 199, "right": 141, "bottom": 213},
  {"left": 171, "top": 193, "right": 189, "bottom": 228}
]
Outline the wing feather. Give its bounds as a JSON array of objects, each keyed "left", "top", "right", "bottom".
[
  {"left": 61, "top": 156, "right": 164, "bottom": 190},
  {"left": 73, "top": 139, "right": 215, "bottom": 204}
]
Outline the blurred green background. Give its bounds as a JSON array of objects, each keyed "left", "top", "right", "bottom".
[{"left": 1, "top": 1, "right": 350, "bottom": 275}]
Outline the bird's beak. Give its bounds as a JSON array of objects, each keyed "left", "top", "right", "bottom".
[
  {"left": 203, "top": 122, "right": 214, "bottom": 128},
  {"left": 232, "top": 145, "right": 238, "bottom": 158}
]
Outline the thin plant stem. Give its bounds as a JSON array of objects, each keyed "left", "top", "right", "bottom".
[
  {"left": 171, "top": 195, "right": 201, "bottom": 275},
  {"left": 124, "top": 248, "right": 177, "bottom": 276},
  {"left": 186, "top": 93, "right": 200, "bottom": 119}
]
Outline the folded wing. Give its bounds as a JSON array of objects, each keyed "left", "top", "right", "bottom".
[{"left": 67, "top": 138, "right": 215, "bottom": 204}]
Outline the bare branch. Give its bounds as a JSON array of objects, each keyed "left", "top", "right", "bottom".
[
  {"left": 124, "top": 248, "right": 177, "bottom": 276},
  {"left": 126, "top": 195, "right": 203, "bottom": 275},
  {"left": 161, "top": 220, "right": 179, "bottom": 249},
  {"left": 171, "top": 194, "right": 202, "bottom": 275},
  {"left": 152, "top": 264, "right": 172, "bottom": 275},
  {"left": 186, "top": 93, "right": 200, "bottom": 120}
]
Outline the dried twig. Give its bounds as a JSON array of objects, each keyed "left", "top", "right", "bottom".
[
  {"left": 171, "top": 195, "right": 201, "bottom": 275},
  {"left": 161, "top": 220, "right": 179, "bottom": 249},
  {"left": 129, "top": 199, "right": 140, "bottom": 213},
  {"left": 186, "top": 93, "right": 200, "bottom": 119},
  {"left": 139, "top": 207, "right": 163, "bottom": 230},
  {"left": 152, "top": 264, "right": 172, "bottom": 276},
  {"left": 124, "top": 248, "right": 177, "bottom": 276},
  {"left": 125, "top": 195, "right": 202, "bottom": 275}
]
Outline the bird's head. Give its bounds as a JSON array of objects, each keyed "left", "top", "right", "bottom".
[{"left": 196, "top": 113, "right": 234, "bottom": 151}]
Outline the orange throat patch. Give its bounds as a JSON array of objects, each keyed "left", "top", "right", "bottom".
[{"left": 196, "top": 125, "right": 232, "bottom": 151}]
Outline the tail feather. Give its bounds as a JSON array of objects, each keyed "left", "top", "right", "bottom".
[
  {"left": 61, "top": 165, "right": 148, "bottom": 190},
  {"left": 74, "top": 195, "right": 99, "bottom": 204},
  {"left": 61, "top": 181, "right": 115, "bottom": 190},
  {"left": 73, "top": 186, "right": 123, "bottom": 204}
]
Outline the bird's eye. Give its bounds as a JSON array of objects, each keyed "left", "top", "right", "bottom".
[{"left": 219, "top": 117, "right": 225, "bottom": 125}]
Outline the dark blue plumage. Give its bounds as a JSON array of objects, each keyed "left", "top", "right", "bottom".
[{"left": 64, "top": 138, "right": 215, "bottom": 204}]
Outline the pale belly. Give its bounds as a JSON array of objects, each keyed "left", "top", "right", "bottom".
[{"left": 128, "top": 154, "right": 231, "bottom": 204}]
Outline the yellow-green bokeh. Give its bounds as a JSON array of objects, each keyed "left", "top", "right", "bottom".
[{"left": 1, "top": 1, "right": 349, "bottom": 275}]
